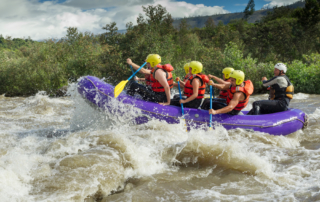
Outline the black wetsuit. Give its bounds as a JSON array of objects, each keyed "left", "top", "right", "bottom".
[
  {"left": 170, "top": 97, "right": 202, "bottom": 109},
  {"left": 247, "top": 75, "right": 293, "bottom": 115},
  {"left": 201, "top": 98, "right": 227, "bottom": 110},
  {"left": 200, "top": 98, "right": 240, "bottom": 115},
  {"left": 127, "top": 81, "right": 167, "bottom": 103}
]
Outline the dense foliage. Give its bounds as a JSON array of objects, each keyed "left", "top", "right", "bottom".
[{"left": 0, "top": 1, "right": 320, "bottom": 96}]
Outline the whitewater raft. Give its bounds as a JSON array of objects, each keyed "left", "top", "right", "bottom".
[{"left": 77, "top": 76, "right": 308, "bottom": 136}]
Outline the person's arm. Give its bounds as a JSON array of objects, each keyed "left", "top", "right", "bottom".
[
  {"left": 155, "top": 70, "right": 171, "bottom": 105},
  {"left": 210, "top": 80, "right": 230, "bottom": 91},
  {"left": 126, "top": 58, "right": 151, "bottom": 75},
  {"left": 209, "top": 74, "right": 230, "bottom": 84},
  {"left": 180, "top": 78, "right": 200, "bottom": 104},
  {"left": 173, "top": 82, "right": 178, "bottom": 87},
  {"left": 209, "top": 92, "right": 242, "bottom": 115},
  {"left": 175, "top": 77, "right": 186, "bottom": 88},
  {"left": 262, "top": 76, "right": 278, "bottom": 87}
]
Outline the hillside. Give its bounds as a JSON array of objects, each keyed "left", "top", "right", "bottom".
[{"left": 172, "top": 1, "right": 305, "bottom": 29}]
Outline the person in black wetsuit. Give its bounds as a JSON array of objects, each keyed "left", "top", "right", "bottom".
[{"left": 247, "top": 63, "right": 294, "bottom": 115}]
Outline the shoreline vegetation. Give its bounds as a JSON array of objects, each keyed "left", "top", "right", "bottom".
[{"left": 1, "top": 1, "right": 320, "bottom": 97}]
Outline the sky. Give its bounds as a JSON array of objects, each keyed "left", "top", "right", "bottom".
[{"left": 0, "top": 0, "right": 301, "bottom": 40}]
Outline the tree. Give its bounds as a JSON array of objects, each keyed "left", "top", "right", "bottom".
[
  {"left": 178, "top": 18, "right": 190, "bottom": 36},
  {"left": 101, "top": 22, "right": 120, "bottom": 46},
  {"left": 261, "top": 6, "right": 294, "bottom": 23},
  {"left": 141, "top": 4, "right": 175, "bottom": 35},
  {"left": 205, "top": 17, "right": 215, "bottom": 30},
  {"left": 66, "top": 27, "right": 79, "bottom": 44},
  {"left": 143, "top": 4, "right": 167, "bottom": 25},
  {"left": 243, "top": 0, "right": 255, "bottom": 20},
  {"left": 294, "top": 0, "right": 320, "bottom": 30}
]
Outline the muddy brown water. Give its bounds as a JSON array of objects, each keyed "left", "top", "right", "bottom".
[{"left": 0, "top": 85, "right": 319, "bottom": 202}]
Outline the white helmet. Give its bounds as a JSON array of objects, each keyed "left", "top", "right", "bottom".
[{"left": 274, "top": 63, "right": 287, "bottom": 73}]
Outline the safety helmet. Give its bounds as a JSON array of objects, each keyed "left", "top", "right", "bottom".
[
  {"left": 145, "top": 54, "right": 152, "bottom": 60},
  {"left": 184, "top": 63, "right": 190, "bottom": 74},
  {"left": 222, "top": 67, "right": 234, "bottom": 79},
  {"left": 189, "top": 61, "right": 203, "bottom": 74},
  {"left": 274, "top": 63, "right": 287, "bottom": 73},
  {"left": 230, "top": 70, "right": 245, "bottom": 85},
  {"left": 146, "top": 54, "right": 161, "bottom": 67}
]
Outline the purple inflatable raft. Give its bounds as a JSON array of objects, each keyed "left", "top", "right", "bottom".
[{"left": 77, "top": 76, "right": 308, "bottom": 136}]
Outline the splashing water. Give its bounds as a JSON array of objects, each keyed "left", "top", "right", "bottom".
[{"left": 0, "top": 82, "right": 320, "bottom": 202}]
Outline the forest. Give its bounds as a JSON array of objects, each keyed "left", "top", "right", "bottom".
[{"left": 0, "top": 0, "right": 320, "bottom": 96}]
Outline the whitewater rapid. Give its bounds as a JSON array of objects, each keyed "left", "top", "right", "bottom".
[{"left": 0, "top": 83, "right": 319, "bottom": 202}]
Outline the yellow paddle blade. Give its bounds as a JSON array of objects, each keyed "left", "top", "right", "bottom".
[{"left": 114, "top": 80, "right": 129, "bottom": 98}]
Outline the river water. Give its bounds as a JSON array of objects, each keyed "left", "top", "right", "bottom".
[{"left": 1, "top": 83, "right": 320, "bottom": 202}]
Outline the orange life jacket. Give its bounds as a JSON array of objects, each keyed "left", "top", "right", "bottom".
[
  {"left": 219, "top": 78, "right": 231, "bottom": 99},
  {"left": 144, "top": 67, "right": 152, "bottom": 86},
  {"left": 183, "top": 74, "right": 191, "bottom": 83},
  {"left": 144, "top": 74, "right": 152, "bottom": 86},
  {"left": 184, "top": 74, "right": 209, "bottom": 99},
  {"left": 226, "top": 80, "right": 254, "bottom": 111},
  {"left": 150, "top": 64, "right": 174, "bottom": 92}
]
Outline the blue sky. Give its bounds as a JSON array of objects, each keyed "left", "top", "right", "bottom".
[{"left": 1, "top": 0, "right": 299, "bottom": 40}]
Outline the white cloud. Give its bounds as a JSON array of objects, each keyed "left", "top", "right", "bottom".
[
  {"left": 0, "top": 0, "right": 229, "bottom": 40},
  {"left": 262, "top": 0, "right": 300, "bottom": 9},
  {"left": 63, "top": 0, "right": 155, "bottom": 10}
]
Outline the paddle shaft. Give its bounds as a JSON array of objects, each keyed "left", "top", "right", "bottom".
[
  {"left": 129, "top": 65, "right": 134, "bottom": 73},
  {"left": 128, "top": 62, "right": 147, "bottom": 80},
  {"left": 177, "top": 81, "right": 185, "bottom": 117},
  {"left": 210, "top": 85, "right": 213, "bottom": 128}
]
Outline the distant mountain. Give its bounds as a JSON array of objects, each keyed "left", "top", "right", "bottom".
[{"left": 172, "top": 1, "right": 305, "bottom": 29}]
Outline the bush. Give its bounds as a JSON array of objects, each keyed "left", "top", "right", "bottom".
[{"left": 0, "top": 29, "right": 105, "bottom": 96}]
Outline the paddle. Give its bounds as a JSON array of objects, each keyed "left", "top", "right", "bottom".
[
  {"left": 177, "top": 79, "right": 186, "bottom": 128},
  {"left": 129, "top": 65, "right": 134, "bottom": 73},
  {"left": 114, "top": 62, "right": 147, "bottom": 98},
  {"left": 209, "top": 82, "right": 214, "bottom": 130},
  {"left": 177, "top": 80, "right": 185, "bottom": 117},
  {"left": 129, "top": 65, "right": 139, "bottom": 84}
]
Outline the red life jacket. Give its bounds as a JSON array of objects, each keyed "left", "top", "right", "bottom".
[
  {"left": 183, "top": 74, "right": 191, "bottom": 83},
  {"left": 184, "top": 74, "right": 209, "bottom": 99},
  {"left": 144, "top": 74, "right": 152, "bottom": 86},
  {"left": 226, "top": 80, "right": 254, "bottom": 111},
  {"left": 150, "top": 64, "right": 174, "bottom": 92},
  {"left": 144, "top": 67, "right": 152, "bottom": 86},
  {"left": 219, "top": 78, "right": 231, "bottom": 99}
]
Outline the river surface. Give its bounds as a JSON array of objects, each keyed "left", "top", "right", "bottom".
[{"left": 1, "top": 83, "right": 320, "bottom": 202}]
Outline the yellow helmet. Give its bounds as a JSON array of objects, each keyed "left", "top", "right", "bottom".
[
  {"left": 145, "top": 54, "right": 152, "bottom": 60},
  {"left": 230, "top": 70, "right": 245, "bottom": 85},
  {"left": 189, "top": 61, "right": 203, "bottom": 74},
  {"left": 146, "top": 54, "right": 161, "bottom": 67},
  {"left": 184, "top": 63, "right": 190, "bottom": 74},
  {"left": 222, "top": 67, "right": 234, "bottom": 79}
]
